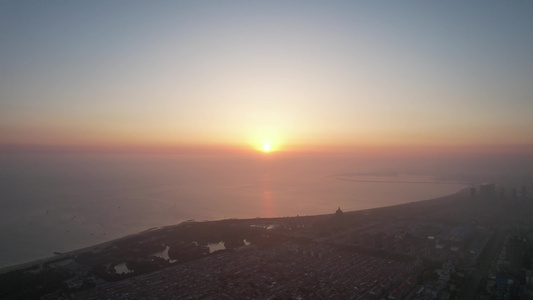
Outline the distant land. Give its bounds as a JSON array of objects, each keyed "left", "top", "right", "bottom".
[{"left": 1, "top": 184, "right": 532, "bottom": 299}]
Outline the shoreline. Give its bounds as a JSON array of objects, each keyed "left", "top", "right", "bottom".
[{"left": 0, "top": 187, "right": 469, "bottom": 274}]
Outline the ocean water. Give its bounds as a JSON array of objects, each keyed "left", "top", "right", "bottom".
[{"left": 0, "top": 152, "right": 466, "bottom": 268}]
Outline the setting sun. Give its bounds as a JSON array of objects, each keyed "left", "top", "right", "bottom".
[{"left": 251, "top": 136, "right": 281, "bottom": 153}]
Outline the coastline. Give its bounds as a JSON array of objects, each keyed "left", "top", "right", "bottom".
[
  {"left": 0, "top": 225, "right": 169, "bottom": 275},
  {"left": 0, "top": 187, "right": 469, "bottom": 274}
]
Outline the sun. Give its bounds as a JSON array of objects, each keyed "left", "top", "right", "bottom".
[{"left": 252, "top": 138, "right": 280, "bottom": 153}]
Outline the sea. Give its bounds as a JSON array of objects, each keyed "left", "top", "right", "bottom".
[{"left": 0, "top": 151, "right": 466, "bottom": 268}]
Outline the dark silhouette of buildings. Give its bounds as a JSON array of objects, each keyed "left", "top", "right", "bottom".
[{"left": 480, "top": 183, "right": 496, "bottom": 201}]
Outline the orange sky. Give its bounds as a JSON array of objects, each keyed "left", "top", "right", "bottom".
[{"left": 1, "top": 2, "right": 533, "bottom": 156}]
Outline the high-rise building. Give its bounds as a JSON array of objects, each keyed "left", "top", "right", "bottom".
[
  {"left": 480, "top": 183, "right": 496, "bottom": 201},
  {"left": 511, "top": 188, "right": 518, "bottom": 201},
  {"left": 470, "top": 187, "right": 476, "bottom": 199},
  {"left": 499, "top": 187, "right": 506, "bottom": 201}
]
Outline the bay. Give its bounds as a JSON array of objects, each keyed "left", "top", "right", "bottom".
[{"left": 0, "top": 152, "right": 466, "bottom": 268}]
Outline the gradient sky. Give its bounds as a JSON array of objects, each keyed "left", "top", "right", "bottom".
[{"left": 1, "top": 1, "right": 533, "bottom": 153}]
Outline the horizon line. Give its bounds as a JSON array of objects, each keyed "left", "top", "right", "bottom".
[{"left": 1, "top": 142, "right": 533, "bottom": 156}]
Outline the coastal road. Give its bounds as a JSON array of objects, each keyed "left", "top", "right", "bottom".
[{"left": 459, "top": 228, "right": 507, "bottom": 300}]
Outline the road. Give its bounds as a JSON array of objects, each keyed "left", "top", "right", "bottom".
[{"left": 459, "top": 228, "right": 507, "bottom": 300}]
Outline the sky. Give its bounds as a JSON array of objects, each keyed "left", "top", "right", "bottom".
[{"left": 1, "top": 1, "right": 533, "bottom": 154}]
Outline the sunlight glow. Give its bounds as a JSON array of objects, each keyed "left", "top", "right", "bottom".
[{"left": 250, "top": 133, "right": 282, "bottom": 153}]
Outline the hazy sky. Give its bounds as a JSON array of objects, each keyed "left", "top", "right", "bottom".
[{"left": 1, "top": 1, "right": 532, "bottom": 153}]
